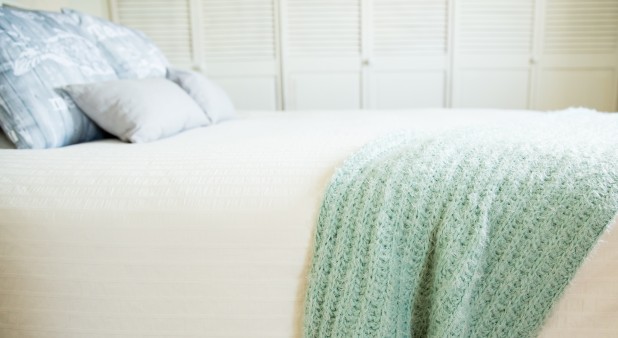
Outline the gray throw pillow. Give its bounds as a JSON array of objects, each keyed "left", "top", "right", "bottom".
[
  {"left": 64, "top": 78, "right": 210, "bottom": 143},
  {"left": 0, "top": 6, "right": 117, "bottom": 149},
  {"left": 167, "top": 68, "right": 237, "bottom": 123},
  {"left": 62, "top": 8, "right": 169, "bottom": 79}
]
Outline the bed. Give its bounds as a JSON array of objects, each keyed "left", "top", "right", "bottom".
[
  {"left": 1, "top": 109, "right": 617, "bottom": 337},
  {"left": 1, "top": 4, "right": 617, "bottom": 337}
]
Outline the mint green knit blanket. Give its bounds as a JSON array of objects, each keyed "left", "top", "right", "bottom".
[{"left": 303, "top": 111, "right": 618, "bottom": 338}]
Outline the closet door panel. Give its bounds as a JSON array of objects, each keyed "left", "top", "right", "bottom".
[
  {"left": 200, "top": 0, "right": 280, "bottom": 110},
  {"left": 214, "top": 77, "right": 279, "bottom": 110},
  {"left": 452, "top": 0, "right": 535, "bottom": 109},
  {"left": 370, "top": 0, "right": 449, "bottom": 109},
  {"left": 115, "top": 0, "right": 193, "bottom": 68},
  {"left": 290, "top": 73, "right": 361, "bottom": 110},
  {"left": 457, "top": 70, "right": 530, "bottom": 109},
  {"left": 284, "top": 0, "right": 362, "bottom": 110},
  {"left": 536, "top": 0, "right": 618, "bottom": 111},
  {"left": 372, "top": 71, "right": 445, "bottom": 109},
  {"left": 203, "top": 60, "right": 278, "bottom": 110}
]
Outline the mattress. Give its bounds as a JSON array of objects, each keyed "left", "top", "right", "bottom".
[{"left": 0, "top": 109, "right": 616, "bottom": 338}]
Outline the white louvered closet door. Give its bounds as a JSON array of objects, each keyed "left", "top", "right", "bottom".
[
  {"left": 113, "top": 0, "right": 194, "bottom": 68},
  {"left": 535, "top": 0, "right": 618, "bottom": 112},
  {"left": 283, "top": 0, "right": 363, "bottom": 110},
  {"left": 369, "top": 0, "right": 449, "bottom": 108},
  {"left": 114, "top": 0, "right": 280, "bottom": 110},
  {"left": 452, "top": 0, "right": 537, "bottom": 109},
  {"left": 199, "top": 0, "right": 280, "bottom": 110}
]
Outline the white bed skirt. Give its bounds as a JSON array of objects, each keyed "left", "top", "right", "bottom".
[{"left": 0, "top": 110, "right": 616, "bottom": 337}]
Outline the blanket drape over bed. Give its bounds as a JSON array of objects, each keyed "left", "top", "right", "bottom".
[{"left": 303, "top": 112, "right": 618, "bottom": 338}]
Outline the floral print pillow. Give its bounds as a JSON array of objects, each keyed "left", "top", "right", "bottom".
[
  {"left": 0, "top": 7, "right": 117, "bottom": 148},
  {"left": 62, "top": 9, "right": 169, "bottom": 79}
]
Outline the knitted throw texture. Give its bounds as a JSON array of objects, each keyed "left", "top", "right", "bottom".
[{"left": 303, "top": 111, "right": 618, "bottom": 338}]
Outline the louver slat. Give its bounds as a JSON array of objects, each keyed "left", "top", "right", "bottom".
[
  {"left": 373, "top": 0, "right": 448, "bottom": 56},
  {"left": 545, "top": 0, "right": 618, "bottom": 54},
  {"left": 201, "top": 0, "right": 276, "bottom": 61},
  {"left": 116, "top": 0, "right": 193, "bottom": 67},
  {"left": 458, "top": 0, "right": 535, "bottom": 54},
  {"left": 287, "top": 0, "right": 361, "bottom": 57}
]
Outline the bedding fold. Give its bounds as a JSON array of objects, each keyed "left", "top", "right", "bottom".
[{"left": 303, "top": 117, "right": 618, "bottom": 337}]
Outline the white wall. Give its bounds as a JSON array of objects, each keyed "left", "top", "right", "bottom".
[{"left": 0, "top": 0, "right": 109, "bottom": 18}]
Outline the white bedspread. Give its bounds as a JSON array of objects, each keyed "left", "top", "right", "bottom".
[{"left": 0, "top": 109, "right": 616, "bottom": 337}]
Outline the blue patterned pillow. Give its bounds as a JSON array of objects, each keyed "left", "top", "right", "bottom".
[
  {"left": 62, "top": 9, "right": 169, "bottom": 79},
  {"left": 0, "top": 7, "right": 118, "bottom": 149}
]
